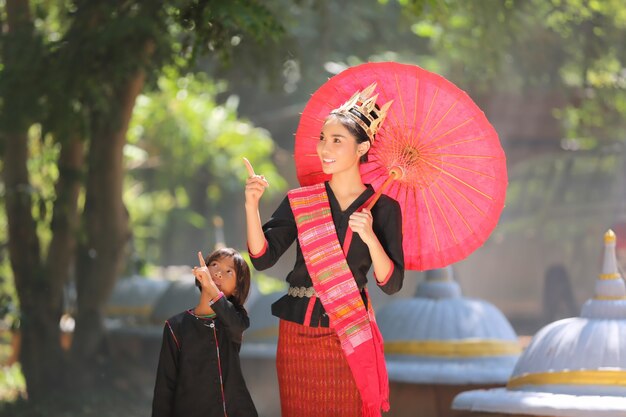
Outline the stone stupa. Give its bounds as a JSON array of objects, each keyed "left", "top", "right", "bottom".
[
  {"left": 453, "top": 230, "right": 626, "bottom": 417},
  {"left": 377, "top": 266, "right": 521, "bottom": 417}
]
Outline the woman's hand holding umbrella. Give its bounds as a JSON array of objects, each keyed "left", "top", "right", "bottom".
[{"left": 349, "top": 208, "right": 376, "bottom": 246}]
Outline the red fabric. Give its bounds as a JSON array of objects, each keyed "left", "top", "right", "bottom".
[
  {"left": 294, "top": 61, "right": 507, "bottom": 271},
  {"left": 288, "top": 184, "right": 389, "bottom": 417},
  {"left": 247, "top": 240, "right": 268, "bottom": 258},
  {"left": 277, "top": 319, "right": 362, "bottom": 417},
  {"left": 303, "top": 296, "right": 316, "bottom": 326}
]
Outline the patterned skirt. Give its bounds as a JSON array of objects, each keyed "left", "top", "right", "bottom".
[{"left": 276, "top": 319, "right": 362, "bottom": 417}]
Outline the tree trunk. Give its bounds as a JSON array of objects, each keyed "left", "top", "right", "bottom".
[
  {"left": 46, "top": 135, "right": 85, "bottom": 320},
  {"left": 71, "top": 69, "right": 147, "bottom": 373},
  {"left": 2, "top": 0, "right": 71, "bottom": 402},
  {"left": 2, "top": 129, "right": 65, "bottom": 401}
]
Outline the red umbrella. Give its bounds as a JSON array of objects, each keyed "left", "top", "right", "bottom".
[{"left": 294, "top": 62, "right": 507, "bottom": 271}]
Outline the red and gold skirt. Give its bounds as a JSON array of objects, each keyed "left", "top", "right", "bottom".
[{"left": 277, "top": 319, "right": 362, "bottom": 417}]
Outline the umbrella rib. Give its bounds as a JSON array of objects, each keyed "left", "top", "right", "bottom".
[
  {"left": 432, "top": 159, "right": 496, "bottom": 180},
  {"left": 419, "top": 158, "right": 493, "bottom": 201},
  {"left": 378, "top": 112, "right": 406, "bottom": 154},
  {"left": 423, "top": 100, "right": 459, "bottom": 144},
  {"left": 332, "top": 81, "right": 356, "bottom": 98},
  {"left": 413, "top": 77, "right": 420, "bottom": 135},
  {"left": 438, "top": 175, "right": 487, "bottom": 217},
  {"left": 407, "top": 151, "right": 437, "bottom": 189},
  {"left": 409, "top": 181, "right": 421, "bottom": 267},
  {"left": 430, "top": 136, "right": 485, "bottom": 151},
  {"left": 428, "top": 186, "right": 458, "bottom": 245},
  {"left": 360, "top": 163, "right": 382, "bottom": 177},
  {"left": 394, "top": 73, "right": 407, "bottom": 128},
  {"left": 422, "top": 116, "right": 474, "bottom": 149},
  {"left": 433, "top": 182, "right": 474, "bottom": 235},
  {"left": 361, "top": 165, "right": 382, "bottom": 177},
  {"left": 425, "top": 153, "right": 499, "bottom": 160},
  {"left": 378, "top": 65, "right": 404, "bottom": 131},
  {"left": 421, "top": 188, "right": 440, "bottom": 253},
  {"left": 417, "top": 87, "right": 438, "bottom": 142},
  {"left": 439, "top": 167, "right": 493, "bottom": 201}
]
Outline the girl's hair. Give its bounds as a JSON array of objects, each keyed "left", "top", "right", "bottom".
[
  {"left": 325, "top": 113, "right": 371, "bottom": 163},
  {"left": 197, "top": 247, "right": 251, "bottom": 307}
]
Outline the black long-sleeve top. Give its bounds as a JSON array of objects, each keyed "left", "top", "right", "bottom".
[
  {"left": 250, "top": 182, "right": 404, "bottom": 327},
  {"left": 151, "top": 297, "right": 258, "bottom": 417}
]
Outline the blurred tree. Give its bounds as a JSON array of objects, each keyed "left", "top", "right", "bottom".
[
  {"left": 126, "top": 71, "right": 286, "bottom": 266},
  {"left": 401, "top": 0, "right": 626, "bottom": 146},
  {"left": 0, "top": 0, "right": 283, "bottom": 401},
  {"left": 202, "top": 0, "right": 435, "bottom": 151}
]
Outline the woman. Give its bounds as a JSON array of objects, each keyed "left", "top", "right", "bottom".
[{"left": 244, "top": 83, "right": 404, "bottom": 417}]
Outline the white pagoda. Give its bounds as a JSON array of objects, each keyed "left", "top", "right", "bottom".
[{"left": 453, "top": 230, "right": 626, "bottom": 417}]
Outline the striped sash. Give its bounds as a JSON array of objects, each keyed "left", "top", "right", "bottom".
[{"left": 288, "top": 183, "right": 389, "bottom": 417}]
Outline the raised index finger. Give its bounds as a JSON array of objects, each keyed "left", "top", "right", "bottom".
[
  {"left": 197, "top": 251, "right": 206, "bottom": 267},
  {"left": 243, "top": 157, "right": 256, "bottom": 177}
]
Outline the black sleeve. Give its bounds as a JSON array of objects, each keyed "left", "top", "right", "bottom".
[
  {"left": 249, "top": 196, "right": 298, "bottom": 271},
  {"left": 373, "top": 197, "right": 405, "bottom": 294},
  {"left": 151, "top": 322, "right": 179, "bottom": 417},
  {"left": 211, "top": 297, "right": 250, "bottom": 345}
]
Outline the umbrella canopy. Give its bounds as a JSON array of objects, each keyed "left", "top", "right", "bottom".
[{"left": 295, "top": 62, "right": 507, "bottom": 270}]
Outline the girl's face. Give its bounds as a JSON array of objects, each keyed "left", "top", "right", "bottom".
[
  {"left": 208, "top": 256, "right": 237, "bottom": 297},
  {"left": 317, "top": 118, "right": 369, "bottom": 176}
]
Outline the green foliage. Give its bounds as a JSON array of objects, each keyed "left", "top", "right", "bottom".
[
  {"left": 0, "top": 125, "right": 60, "bottom": 323},
  {"left": 126, "top": 70, "right": 286, "bottom": 266},
  {"left": 1, "top": 0, "right": 284, "bottom": 138},
  {"left": 399, "top": 0, "right": 626, "bottom": 145},
  {"left": 171, "top": 0, "right": 284, "bottom": 66},
  {"left": 25, "top": 126, "right": 59, "bottom": 251},
  {"left": 0, "top": 1, "right": 286, "bottom": 273},
  {"left": 0, "top": 362, "right": 25, "bottom": 402},
  {"left": 205, "top": 0, "right": 435, "bottom": 151},
  {"left": 386, "top": 0, "right": 444, "bottom": 17},
  {"left": 0, "top": 0, "right": 287, "bottom": 399}
]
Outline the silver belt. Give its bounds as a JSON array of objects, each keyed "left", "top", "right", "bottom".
[{"left": 287, "top": 286, "right": 316, "bottom": 298}]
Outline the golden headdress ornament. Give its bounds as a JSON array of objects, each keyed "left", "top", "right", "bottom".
[{"left": 330, "top": 82, "right": 392, "bottom": 143}]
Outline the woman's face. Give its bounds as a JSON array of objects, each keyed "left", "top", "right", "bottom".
[
  {"left": 208, "top": 256, "right": 237, "bottom": 297},
  {"left": 317, "top": 117, "right": 369, "bottom": 176}
]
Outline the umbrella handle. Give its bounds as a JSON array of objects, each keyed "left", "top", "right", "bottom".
[{"left": 366, "top": 166, "right": 403, "bottom": 210}]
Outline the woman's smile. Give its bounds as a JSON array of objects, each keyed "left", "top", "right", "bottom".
[{"left": 317, "top": 119, "right": 361, "bottom": 175}]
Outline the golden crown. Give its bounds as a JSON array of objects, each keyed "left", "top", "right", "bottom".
[{"left": 330, "top": 82, "right": 392, "bottom": 143}]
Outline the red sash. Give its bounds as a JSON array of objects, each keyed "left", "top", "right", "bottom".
[{"left": 288, "top": 183, "right": 389, "bottom": 417}]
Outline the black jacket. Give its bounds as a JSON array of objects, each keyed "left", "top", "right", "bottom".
[
  {"left": 151, "top": 297, "right": 258, "bottom": 417},
  {"left": 251, "top": 182, "right": 405, "bottom": 327}
]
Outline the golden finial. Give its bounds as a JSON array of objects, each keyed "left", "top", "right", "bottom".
[
  {"left": 598, "top": 229, "right": 620, "bottom": 281},
  {"left": 330, "top": 82, "right": 393, "bottom": 143},
  {"left": 605, "top": 229, "right": 616, "bottom": 244}
]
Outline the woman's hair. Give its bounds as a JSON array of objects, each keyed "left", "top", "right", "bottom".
[
  {"left": 326, "top": 113, "right": 371, "bottom": 163},
  {"left": 197, "top": 247, "right": 252, "bottom": 308}
]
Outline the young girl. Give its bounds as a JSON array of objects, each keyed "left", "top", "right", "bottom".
[
  {"left": 151, "top": 247, "right": 258, "bottom": 417},
  {"left": 244, "top": 83, "right": 405, "bottom": 417}
]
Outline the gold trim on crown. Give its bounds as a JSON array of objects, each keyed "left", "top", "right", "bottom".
[{"left": 330, "top": 82, "right": 392, "bottom": 143}]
